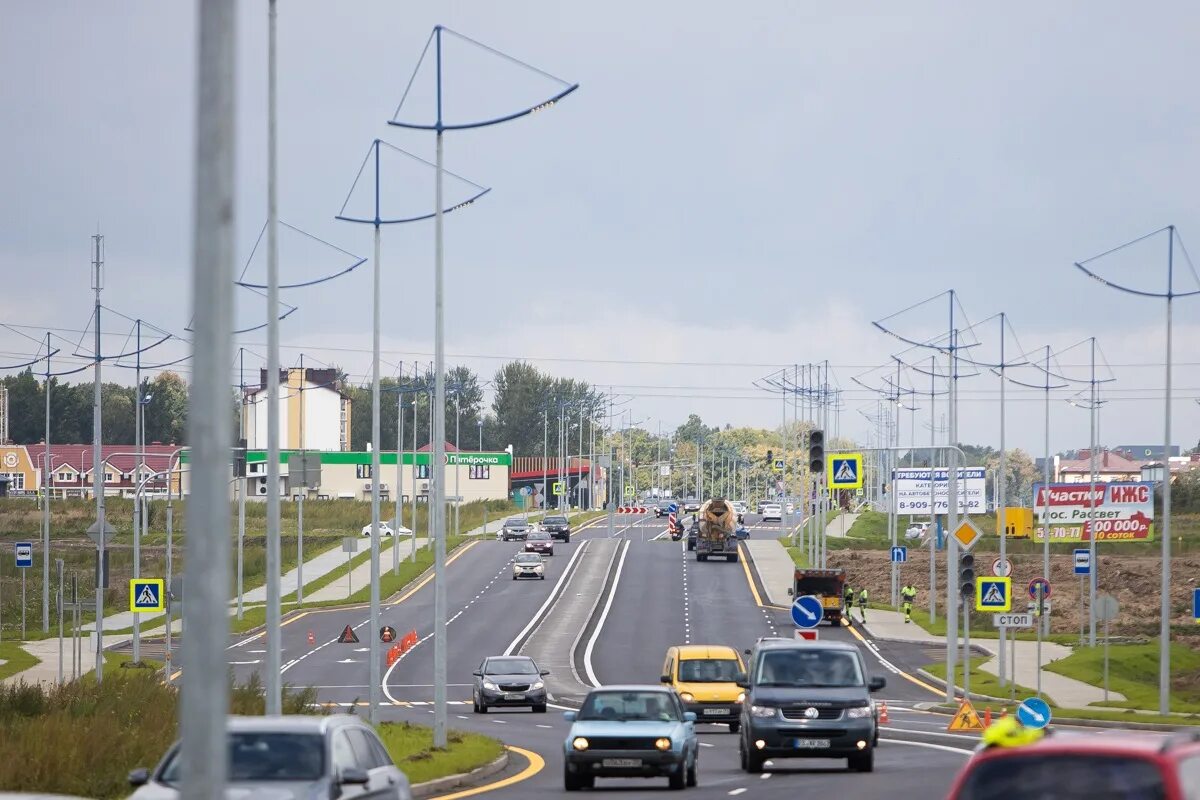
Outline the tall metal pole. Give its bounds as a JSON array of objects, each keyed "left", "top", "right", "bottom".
[
  {"left": 264, "top": 0, "right": 282, "bottom": 717},
  {"left": 133, "top": 320, "right": 142, "bottom": 665},
  {"left": 411, "top": 373, "right": 418, "bottom": 562},
  {"left": 454, "top": 394, "right": 460, "bottom": 536},
  {"left": 182, "top": 0, "right": 236, "bottom": 793},
  {"left": 890, "top": 361, "right": 900, "bottom": 606},
  {"left": 929, "top": 355, "right": 937, "bottom": 624},
  {"left": 369, "top": 218, "right": 382, "bottom": 726},
  {"left": 945, "top": 310, "right": 960, "bottom": 704},
  {"left": 1159, "top": 230, "right": 1174, "bottom": 715},
  {"left": 237, "top": 350, "right": 245, "bottom": 620},
  {"left": 997, "top": 315, "right": 1007, "bottom": 687},
  {"left": 542, "top": 409, "right": 548, "bottom": 510},
  {"left": 42, "top": 333, "right": 51, "bottom": 633},
  {"left": 165, "top": 493, "right": 174, "bottom": 684},
  {"left": 1041, "top": 347, "right": 1051, "bottom": 636},
  {"left": 91, "top": 232, "right": 105, "bottom": 683},
  {"left": 56, "top": 558, "right": 63, "bottom": 683},
  {"left": 1088, "top": 339, "right": 1098, "bottom": 648},
  {"left": 395, "top": 377, "right": 404, "bottom": 576},
  {"left": 431, "top": 36, "right": 449, "bottom": 745}
]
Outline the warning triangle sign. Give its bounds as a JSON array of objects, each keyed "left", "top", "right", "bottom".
[
  {"left": 136, "top": 585, "right": 159, "bottom": 606},
  {"left": 834, "top": 460, "right": 858, "bottom": 482},
  {"left": 337, "top": 625, "right": 360, "bottom": 644},
  {"left": 947, "top": 699, "right": 985, "bottom": 732}
]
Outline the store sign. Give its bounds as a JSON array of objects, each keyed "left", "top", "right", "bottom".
[
  {"left": 1031, "top": 482, "right": 1154, "bottom": 542},
  {"left": 892, "top": 468, "right": 986, "bottom": 515}
]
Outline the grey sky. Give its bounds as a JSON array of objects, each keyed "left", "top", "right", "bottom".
[{"left": 2, "top": 1, "right": 1198, "bottom": 455}]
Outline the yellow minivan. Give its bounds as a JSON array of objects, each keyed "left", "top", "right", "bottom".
[{"left": 660, "top": 644, "right": 746, "bottom": 731}]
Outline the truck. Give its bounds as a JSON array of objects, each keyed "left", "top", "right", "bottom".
[
  {"left": 786, "top": 568, "right": 847, "bottom": 624},
  {"left": 695, "top": 498, "right": 739, "bottom": 563}
]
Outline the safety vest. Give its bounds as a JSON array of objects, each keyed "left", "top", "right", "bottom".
[
  {"left": 859, "top": 589, "right": 869, "bottom": 602},
  {"left": 901, "top": 586, "right": 916, "bottom": 602}
]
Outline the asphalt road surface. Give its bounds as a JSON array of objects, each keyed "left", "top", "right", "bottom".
[{"left": 213, "top": 512, "right": 1006, "bottom": 798}]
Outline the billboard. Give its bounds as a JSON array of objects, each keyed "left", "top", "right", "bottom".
[
  {"left": 892, "top": 468, "right": 986, "bottom": 515},
  {"left": 1031, "top": 482, "right": 1155, "bottom": 542}
]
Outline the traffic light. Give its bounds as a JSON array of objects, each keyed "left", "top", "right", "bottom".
[
  {"left": 808, "top": 430, "right": 824, "bottom": 474},
  {"left": 959, "top": 552, "right": 976, "bottom": 599},
  {"left": 234, "top": 437, "right": 247, "bottom": 478},
  {"left": 765, "top": 449, "right": 773, "bottom": 464}
]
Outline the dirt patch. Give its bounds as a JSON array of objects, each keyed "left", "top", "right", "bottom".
[{"left": 830, "top": 548, "right": 1200, "bottom": 644}]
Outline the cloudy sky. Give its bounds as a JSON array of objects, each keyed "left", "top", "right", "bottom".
[{"left": 3, "top": 1, "right": 1199, "bottom": 455}]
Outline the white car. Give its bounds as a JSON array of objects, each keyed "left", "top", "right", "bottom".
[
  {"left": 361, "top": 520, "right": 413, "bottom": 537},
  {"left": 761, "top": 503, "right": 782, "bottom": 521},
  {"left": 512, "top": 552, "right": 546, "bottom": 580}
]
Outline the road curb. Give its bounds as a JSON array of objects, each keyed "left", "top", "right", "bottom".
[
  {"left": 912, "top": 670, "right": 1193, "bottom": 731},
  {"left": 410, "top": 749, "right": 510, "bottom": 799}
]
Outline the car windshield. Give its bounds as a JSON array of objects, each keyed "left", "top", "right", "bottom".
[
  {"left": 514, "top": 554, "right": 541, "bottom": 564},
  {"left": 544, "top": 516, "right": 568, "bottom": 525},
  {"left": 956, "top": 754, "right": 1166, "bottom": 800},
  {"left": 678, "top": 658, "right": 740, "bottom": 682},
  {"left": 754, "top": 649, "right": 864, "bottom": 687},
  {"left": 159, "top": 733, "right": 325, "bottom": 783},
  {"left": 485, "top": 658, "right": 539, "bottom": 675},
  {"left": 579, "top": 691, "right": 680, "bottom": 722},
  {"left": 528, "top": 532, "right": 550, "bottom": 540},
  {"left": 504, "top": 519, "right": 525, "bottom": 527}
]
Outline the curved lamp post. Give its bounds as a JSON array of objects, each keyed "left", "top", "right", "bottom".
[
  {"left": 335, "top": 138, "right": 488, "bottom": 728},
  {"left": 387, "top": 24, "right": 577, "bottom": 747},
  {"left": 1074, "top": 225, "right": 1200, "bottom": 714}
]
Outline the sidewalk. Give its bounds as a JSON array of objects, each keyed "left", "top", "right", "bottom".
[
  {"left": 859, "top": 607, "right": 1125, "bottom": 707},
  {"left": 304, "top": 537, "right": 428, "bottom": 603},
  {"left": 743, "top": 539, "right": 795, "bottom": 607},
  {"left": 825, "top": 512, "right": 859, "bottom": 538},
  {"left": 2, "top": 635, "right": 132, "bottom": 686}
]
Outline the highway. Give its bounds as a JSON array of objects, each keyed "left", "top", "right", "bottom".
[{"left": 218, "top": 511, "right": 988, "bottom": 799}]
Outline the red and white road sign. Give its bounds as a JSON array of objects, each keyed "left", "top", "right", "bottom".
[{"left": 616, "top": 506, "right": 648, "bottom": 514}]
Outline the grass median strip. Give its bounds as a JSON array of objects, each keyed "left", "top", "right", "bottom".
[
  {"left": 377, "top": 721, "right": 505, "bottom": 786},
  {"left": 0, "top": 641, "right": 40, "bottom": 682},
  {"left": 1044, "top": 640, "right": 1200, "bottom": 714}
]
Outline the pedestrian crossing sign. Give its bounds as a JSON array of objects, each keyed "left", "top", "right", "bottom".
[
  {"left": 129, "top": 578, "right": 165, "bottom": 613},
  {"left": 827, "top": 454, "right": 864, "bottom": 489},
  {"left": 975, "top": 577, "right": 1012, "bottom": 612}
]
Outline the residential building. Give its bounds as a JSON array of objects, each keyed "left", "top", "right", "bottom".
[
  {"left": 242, "top": 367, "right": 352, "bottom": 452},
  {"left": 1053, "top": 449, "right": 1145, "bottom": 483}
]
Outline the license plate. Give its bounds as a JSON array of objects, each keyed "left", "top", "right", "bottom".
[
  {"left": 602, "top": 758, "right": 642, "bottom": 768},
  {"left": 703, "top": 708, "right": 729, "bottom": 715},
  {"left": 822, "top": 597, "right": 840, "bottom": 608},
  {"left": 504, "top": 693, "right": 525, "bottom": 700},
  {"left": 794, "top": 738, "right": 830, "bottom": 749}
]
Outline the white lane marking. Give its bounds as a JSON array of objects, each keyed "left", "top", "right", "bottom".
[
  {"left": 760, "top": 773, "right": 771, "bottom": 779},
  {"left": 582, "top": 539, "right": 630, "bottom": 687},
  {"left": 492, "top": 719, "right": 507, "bottom": 724},
  {"left": 230, "top": 660, "right": 261, "bottom": 665},
  {"left": 698, "top": 742, "right": 715, "bottom": 748},
  {"left": 879, "top": 737, "right": 973, "bottom": 755},
  {"left": 536, "top": 724, "right": 553, "bottom": 729},
  {"left": 884, "top": 727, "right": 979, "bottom": 741},
  {"left": 729, "top": 790, "right": 746, "bottom": 796},
  {"left": 502, "top": 540, "right": 590, "bottom": 656}
]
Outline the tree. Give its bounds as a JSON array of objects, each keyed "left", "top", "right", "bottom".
[
  {"left": 490, "top": 362, "right": 554, "bottom": 455},
  {"left": 143, "top": 372, "right": 189, "bottom": 444},
  {"left": 2, "top": 369, "right": 42, "bottom": 444},
  {"left": 984, "top": 448, "right": 1039, "bottom": 506},
  {"left": 674, "top": 414, "right": 716, "bottom": 448},
  {"left": 100, "top": 383, "right": 135, "bottom": 444}
]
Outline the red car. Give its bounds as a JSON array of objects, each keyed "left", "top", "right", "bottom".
[
  {"left": 523, "top": 531, "right": 555, "bottom": 557},
  {"left": 945, "top": 731, "right": 1200, "bottom": 799}
]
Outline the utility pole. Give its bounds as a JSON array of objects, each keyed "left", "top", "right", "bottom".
[
  {"left": 42, "top": 333, "right": 51, "bottom": 633},
  {"left": 90, "top": 231, "right": 105, "bottom": 683},
  {"left": 264, "top": 0, "right": 282, "bottom": 717}
]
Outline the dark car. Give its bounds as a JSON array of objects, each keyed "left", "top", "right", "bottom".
[
  {"left": 686, "top": 518, "right": 699, "bottom": 551},
  {"left": 540, "top": 515, "right": 572, "bottom": 542},
  {"left": 524, "top": 531, "right": 555, "bottom": 556},
  {"left": 472, "top": 655, "right": 549, "bottom": 713},
  {"left": 946, "top": 730, "right": 1200, "bottom": 800},
  {"left": 737, "top": 639, "right": 884, "bottom": 773},
  {"left": 500, "top": 517, "right": 530, "bottom": 541},
  {"left": 654, "top": 500, "right": 676, "bottom": 518}
]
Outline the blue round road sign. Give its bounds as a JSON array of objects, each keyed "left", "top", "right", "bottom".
[
  {"left": 1017, "top": 696, "right": 1051, "bottom": 730},
  {"left": 668, "top": 503, "right": 678, "bottom": 513},
  {"left": 791, "top": 595, "right": 824, "bottom": 629},
  {"left": 1027, "top": 577, "right": 1052, "bottom": 600}
]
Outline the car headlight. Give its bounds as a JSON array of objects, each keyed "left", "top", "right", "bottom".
[
  {"left": 655, "top": 738, "right": 672, "bottom": 751},
  {"left": 846, "top": 705, "right": 873, "bottom": 719},
  {"left": 736, "top": 692, "right": 746, "bottom": 703},
  {"left": 572, "top": 737, "right": 589, "bottom": 751},
  {"left": 679, "top": 692, "right": 694, "bottom": 703},
  {"left": 482, "top": 681, "right": 498, "bottom": 691},
  {"left": 531, "top": 681, "right": 544, "bottom": 690},
  {"left": 750, "top": 705, "right": 778, "bottom": 719}
]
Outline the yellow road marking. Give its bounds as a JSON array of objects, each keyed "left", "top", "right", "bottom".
[
  {"left": 430, "top": 745, "right": 545, "bottom": 800},
  {"left": 736, "top": 542, "right": 788, "bottom": 610},
  {"left": 842, "top": 618, "right": 944, "bottom": 697}
]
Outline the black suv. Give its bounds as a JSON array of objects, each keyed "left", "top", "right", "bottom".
[
  {"left": 540, "top": 515, "right": 571, "bottom": 542},
  {"left": 737, "top": 639, "right": 884, "bottom": 773}
]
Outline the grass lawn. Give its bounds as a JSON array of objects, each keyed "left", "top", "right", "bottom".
[
  {"left": 1044, "top": 640, "right": 1200, "bottom": 714},
  {"left": 923, "top": 656, "right": 1040, "bottom": 705},
  {"left": 377, "top": 721, "right": 505, "bottom": 786},
  {"left": 893, "top": 603, "right": 1077, "bottom": 646},
  {"left": 0, "top": 641, "right": 40, "bottom": 681}
]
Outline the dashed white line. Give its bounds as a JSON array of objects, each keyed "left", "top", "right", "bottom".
[{"left": 729, "top": 789, "right": 747, "bottom": 796}]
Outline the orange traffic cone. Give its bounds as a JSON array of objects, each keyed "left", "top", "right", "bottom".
[
  {"left": 984, "top": 707, "right": 992, "bottom": 726},
  {"left": 878, "top": 702, "right": 889, "bottom": 724},
  {"left": 307, "top": 630, "right": 315, "bottom": 645}
]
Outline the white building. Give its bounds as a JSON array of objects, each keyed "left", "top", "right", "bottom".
[{"left": 243, "top": 367, "right": 352, "bottom": 452}]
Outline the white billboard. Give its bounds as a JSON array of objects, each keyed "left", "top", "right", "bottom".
[{"left": 892, "top": 468, "right": 986, "bottom": 515}]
